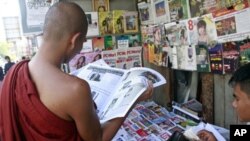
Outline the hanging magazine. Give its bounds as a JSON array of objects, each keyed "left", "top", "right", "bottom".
[{"left": 73, "top": 61, "right": 166, "bottom": 123}]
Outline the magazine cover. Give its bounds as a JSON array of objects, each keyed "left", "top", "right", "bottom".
[
  {"left": 153, "top": 44, "right": 163, "bottom": 66},
  {"left": 152, "top": 0, "right": 170, "bottom": 24},
  {"left": 222, "top": 42, "right": 240, "bottom": 73},
  {"left": 113, "top": 10, "right": 125, "bottom": 34},
  {"left": 116, "top": 35, "right": 129, "bottom": 49},
  {"left": 127, "top": 47, "right": 143, "bottom": 69},
  {"left": 129, "top": 34, "right": 141, "bottom": 47},
  {"left": 99, "top": 11, "right": 113, "bottom": 35},
  {"left": 168, "top": 0, "right": 189, "bottom": 22},
  {"left": 188, "top": 0, "right": 218, "bottom": 18},
  {"left": 176, "top": 45, "right": 197, "bottom": 71},
  {"left": 196, "top": 44, "right": 210, "bottom": 72},
  {"left": 86, "top": 12, "right": 99, "bottom": 37},
  {"left": 147, "top": 25, "right": 155, "bottom": 44},
  {"left": 141, "top": 25, "right": 149, "bottom": 44},
  {"left": 69, "top": 51, "right": 102, "bottom": 72},
  {"left": 214, "top": 8, "right": 250, "bottom": 43},
  {"left": 104, "top": 35, "right": 116, "bottom": 50},
  {"left": 208, "top": 43, "right": 224, "bottom": 74},
  {"left": 137, "top": 2, "right": 154, "bottom": 25},
  {"left": 124, "top": 11, "right": 139, "bottom": 33},
  {"left": 92, "top": 37, "right": 105, "bottom": 51},
  {"left": 81, "top": 39, "right": 93, "bottom": 53},
  {"left": 153, "top": 25, "right": 162, "bottom": 46},
  {"left": 239, "top": 41, "right": 250, "bottom": 66},
  {"left": 164, "top": 22, "right": 179, "bottom": 46},
  {"left": 116, "top": 49, "right": 127, "bottom": 69},
  {"left": 178, "top": 20, "right": 189, "bottom": 45},
  {"left": 92, "top": 0, "right": 109, "bottom": 12},
  {"left": 187, "top": 14, "right": 217, "bottom": 46},
  {"left": 101, "top": 50, "right": 117, "bottom": 67}
]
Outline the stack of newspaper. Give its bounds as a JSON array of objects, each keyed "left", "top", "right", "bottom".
[{"left": 112, "top": 101, "right": 228, "bottom": 141}]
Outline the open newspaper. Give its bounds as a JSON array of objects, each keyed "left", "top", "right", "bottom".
[{"left": 72, "top": 59, "right": 166, "bottom": 123}]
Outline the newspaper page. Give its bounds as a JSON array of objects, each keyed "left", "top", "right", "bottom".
[
  {"left": 75, "top": 63, "right": 166, "bottom": 123},
  {"left": 214, "top": 7, "right": 250, "bottom": 43},
  {"left": 77, "top": 64, "right": 127, "bottom": 121}
]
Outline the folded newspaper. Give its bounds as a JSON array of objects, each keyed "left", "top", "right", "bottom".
[{"left": 71, "top": 59, "right": 166, "bottom": 123}]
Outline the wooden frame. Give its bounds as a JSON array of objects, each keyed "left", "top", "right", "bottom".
[{"left": 92, "top": 0, "right": 110, "bottom": 12}]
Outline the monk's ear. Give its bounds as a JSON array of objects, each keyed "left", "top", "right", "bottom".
[{"left": 69, "top": 32, "right": 82, "bottom": 49}]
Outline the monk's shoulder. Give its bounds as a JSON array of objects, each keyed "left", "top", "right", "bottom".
[{"left": 58, "top": 74, "right": 91, "bottom": 99}]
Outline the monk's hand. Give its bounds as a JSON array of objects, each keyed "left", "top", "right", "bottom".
[{"left": 137, "top": 81, "right": 154, "bottom": 102}]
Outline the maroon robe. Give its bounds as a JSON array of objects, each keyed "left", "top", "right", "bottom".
[{"left": 0, "top": 61, "right": 82, "bottom": 141}]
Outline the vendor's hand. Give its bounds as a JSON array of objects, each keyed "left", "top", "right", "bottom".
[
  {"left": 197, "top": 130, "right": 217, "bottom": 141},
  {"left": 137, "top": 81, "right": 153, "bottom": 102}
]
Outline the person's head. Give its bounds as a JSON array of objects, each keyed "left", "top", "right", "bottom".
[
  {"left": 93, "top": 54, "right": 101, "bottom": 61},
  {"left": 77, "top": 56, "right": 85, "bottom": 65},
  {"left": 21, "top": 56, "right": 26, "bottom": 60},
  {"left": 133, "top": 40, "right": 139, "bottom": 46},
  {"left": 180, "top": 29, "right": 185, "bottom": 39},
  {"left": 43, "top": 2, "right": 88, "bottom": 63},
  {"left": 230, "top": 20, "right": 236, "bottom": 28},
  {"left": 229, "top": 63, "right": 250, "bottom": 122},
  {"left": 197, "top": 20, "right": 207, "bottom": 36},
  {"left": 98, "top": 6, "right": 106, "bottom": 12},
  {"left": 4, "top": 56, "right": 11, "bottom": 62}
]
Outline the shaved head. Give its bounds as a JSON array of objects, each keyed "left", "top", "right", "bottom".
[{"left": 43, "top": 1, "right": 88, "bottom": 41}]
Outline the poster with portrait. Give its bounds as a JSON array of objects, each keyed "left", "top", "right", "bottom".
[
  {"left": 187, "top": 14, "right": 217, "bottom": 47},
  {"left": 124, "top": 11, "right": 139, "bottom": 33},
  {"left": 92, "top": 0, "right": 109, "bottom": 12}
]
